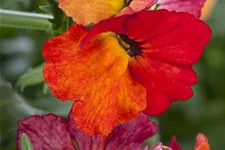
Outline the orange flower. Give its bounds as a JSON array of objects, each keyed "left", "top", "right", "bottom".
[{"left": 58, "top": 0, "right": 124, "bottom": 25}]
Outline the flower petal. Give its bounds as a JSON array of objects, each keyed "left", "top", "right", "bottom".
[
  {"left": 43, "top": 24, "right": 146, "bottom": 136},
  {"left": 58, "top": 0, "right": 124, "bottom": 25},
  {"left": 168, "top": 136, "right": 182, "bottom": 150},
  {"left": 106, "top": 113, "right": 158, "bottom": 150},
  {"left": 68, "top": 111, "right": 107, "bottom": 150},
  {"left": 119, "top": 0, "right": 158, "bottom": 15},
  {"left": 81, "top": 10, "right": 211, "bottom": 116},
  {"left": 17, "top": 114, "right": 76, "bottom": 150},
  {"left": 129, "top": 56, "right": 196, "bottom": 115},
  {"left": 157, "top": 0, "right": 206, "bottom": 18},
  {"left": 125, "top": 10, "right": 211, "bottom": 67},
  {"left": 194, "top": 133, "right": 211, "bottom": 150}
]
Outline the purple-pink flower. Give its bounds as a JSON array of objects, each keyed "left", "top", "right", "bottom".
[{"left": 17, "top": 113, "right": 158, "bottom": 150}]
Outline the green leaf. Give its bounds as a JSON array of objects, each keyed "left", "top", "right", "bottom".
[
  {"left": 154, "top": 4, "right": 161, "bottom": 10},
  {"left": 21, "top": 133, "right": 34, "bottom": 150},
  {"left": 39, "top": 0, "right": 68, "bottom": 36},
  {"left": 16, "top": 64, "right": 44, "bottom": 92},
  {"left": 42, "top": 83, "right": 49, "bottom": 95},
  {"left": 39, "top": 5, "right": 53, "bottom": 14}
]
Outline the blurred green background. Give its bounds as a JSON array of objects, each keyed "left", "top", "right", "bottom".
[{"left": 0, "top": 0, "right": 224, "bottom": 149}]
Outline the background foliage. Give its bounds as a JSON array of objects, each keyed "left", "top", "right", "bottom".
[{"left": 0, "top": 0, "right": 225, "bottom": 149}]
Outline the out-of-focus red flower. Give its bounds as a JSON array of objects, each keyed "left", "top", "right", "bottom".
[
  {"left": 194, "top": 133, "right": 211, "bottom": 150},
  {"left": 43, "top": 10, "right": 211, "bottom": 136},
  {"left": 168, "top": 136, "right": 182, "bottom": 150},
  {"left": 17, "top": 113, "right": 158, "bottom": 150},
  {"left": 144, "top": 133, "right": 211, "bottom": 150},
  {"left": 157, "top": 0, "right": 206, "bottom": 18}
]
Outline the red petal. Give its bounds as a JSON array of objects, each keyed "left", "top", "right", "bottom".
[
  {"left": 106, "top": 113, "right": 158, "bottom": 149},
  {"left": 157, "top": 0, "right": 206, "bottom": 18},
  {"left": 129, "top": 56, "right": 196, "bottom": 115},
  {"left": 17, "top": 114, "right": 76, "bottom": 150},
  {"left": 125, "top": 10, "right": 211, "bottom": 67},
  {"left": 68, "top": 112, "right": 107, "bottom": 150},
  {"left": 168, "top": 136, "right": 182, "bottom": 150}
]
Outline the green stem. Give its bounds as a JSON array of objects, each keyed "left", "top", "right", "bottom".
[{"left": 0, "top": 9, "right": 53, "bottom": 30}]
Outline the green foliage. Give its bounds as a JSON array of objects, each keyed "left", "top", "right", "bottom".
[
  {"left": 39, "top": 0, "right": 68, "bottom": 36},
  {"left": 154, "top": 4, "right": 161, "bottom": 10},
  {"left": 16, "top": 64, "right": 44, "bottom": 92},
  {"left": 21, "top": 133, "right": 34, "bottom": 150}
]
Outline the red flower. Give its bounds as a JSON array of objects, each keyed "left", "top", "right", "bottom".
[
  {"left": 81, "top": 10, "right": 212, "bottom": 116},
  {"left": 17, "top": 113, "right": 158, "bottom": 150},
  {"left": 43, "top": 10, "right": 211, "bottom": 135}
]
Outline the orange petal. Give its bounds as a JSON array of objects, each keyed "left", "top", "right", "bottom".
[
  {"left": 58, "top": 0, "right": 124, "bottom": 25},
  {"left": 43, "top": 24, "right": 146, "bottom": 136},
  {"left": 194, "top": 133, "right": 211, "bottom": 150}
]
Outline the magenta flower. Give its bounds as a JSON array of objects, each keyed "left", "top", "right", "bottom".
[
  {"left": 17, "top": 112, "right": 158, "bottom": 150},
  {"left": 157, "top": 0, "right": 206, "bottom": 18}
]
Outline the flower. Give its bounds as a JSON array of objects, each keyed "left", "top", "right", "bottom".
[
  {"left": 144, "top": 133, "right": 211, "bottom": 150},
  {"left": 57, "top": 0, "right": 124, "bottom": 25},
  {"left": 58, "top": 0, "right": 207, "bottom": 26},
  {"left": 168, "top": 134, "right": 211, "bottom": 150},
  {"left": 157, "top": 0, "right": 207, "bottom": 18},
  {"left": 17, "top": 113, "right": 158, "bottom": 150},
  {"left": 58, "top": 0, "right": 157, "bottom": 25},
  {"left": 194, "top": 133, "right": 211, "bottom": 150},
  {"left": 43, "top": 10, "right": 211, "bottom": 135}
]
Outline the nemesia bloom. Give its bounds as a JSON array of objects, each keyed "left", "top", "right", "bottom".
[
  {"left": 43, "top": 10, "right": 211, "bottom": 135},
  {"left": 58, "top": 0, "right": 157, "bottom": 25},
  {"left": 17, "top": 112, "right": 158, "bottom": 150}
]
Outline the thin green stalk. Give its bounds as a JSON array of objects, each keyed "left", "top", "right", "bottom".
[{"left": 0, "top": 9, "right": 53, "bottom": 30}]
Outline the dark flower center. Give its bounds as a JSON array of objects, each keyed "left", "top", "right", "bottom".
[
  {"left": 117, "top": 34, "right": 141, "bottom": 57},
  {"left": 126, "top": 0, "right": 133, "bottom": 6}
]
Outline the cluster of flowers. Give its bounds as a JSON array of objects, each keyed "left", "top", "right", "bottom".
[{"left": 17, "top": 0, "right": 212, "bottom": 149}]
